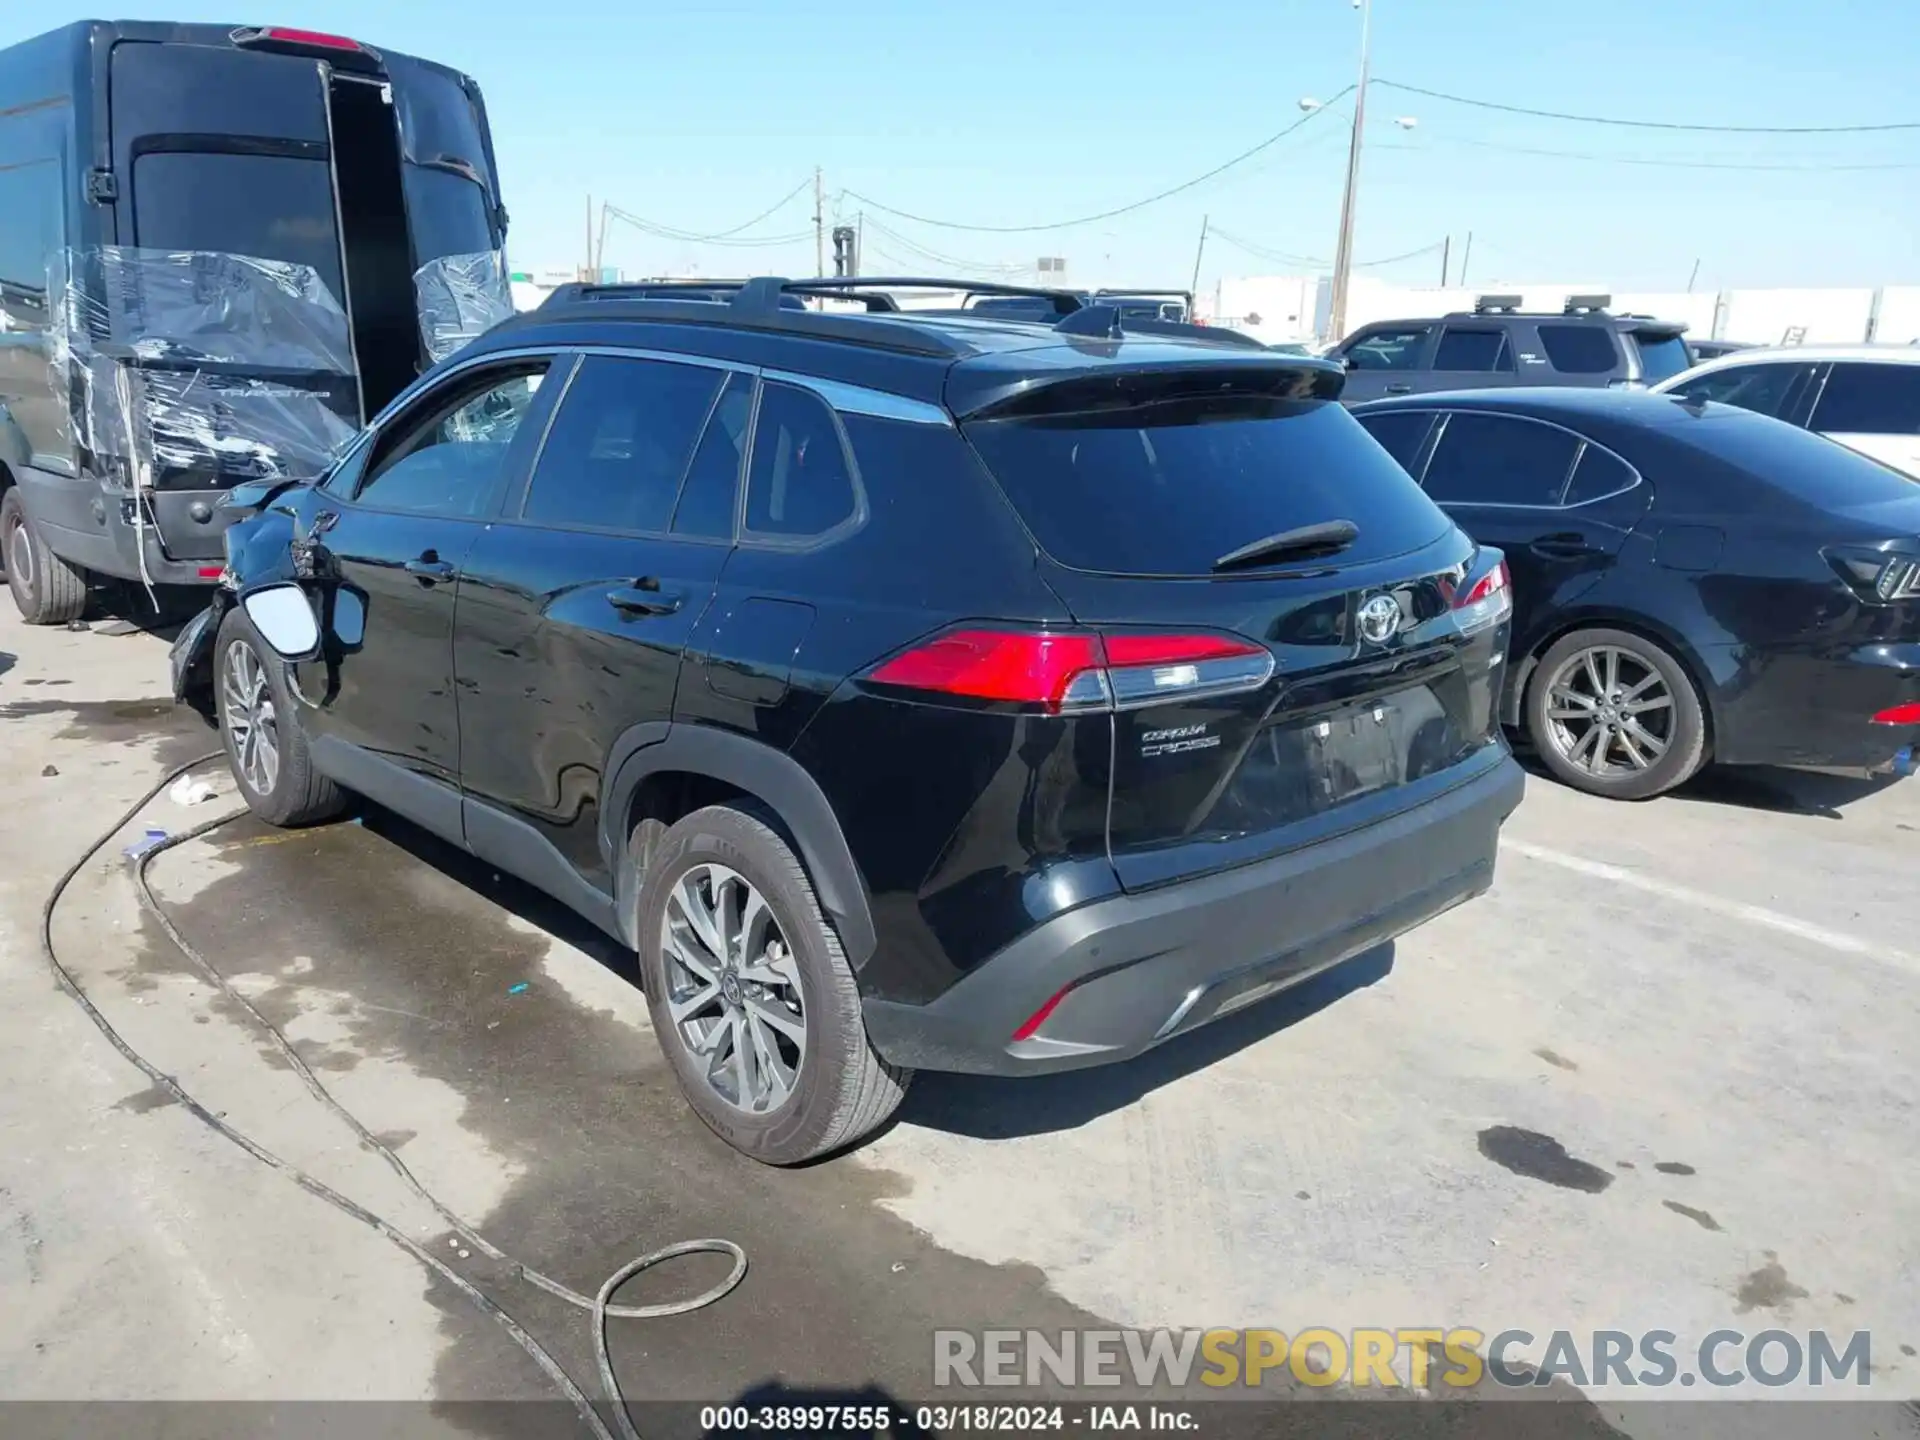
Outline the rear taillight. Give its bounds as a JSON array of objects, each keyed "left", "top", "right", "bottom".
[
  {"left": 1825, "top": 547, "right": 1920, "bottom": 603},
  {"left": 866, "top": 627, "right": 1274, "bottom": 713},
  {"left": 1873, "top": 702, "right": 1920, "bottom": 726},
  {"left": 1450, "top": 553, "right": 1512, "bottom": 636}
]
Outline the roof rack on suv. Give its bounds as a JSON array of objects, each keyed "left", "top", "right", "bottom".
[
  {"left": 1474, "top": 293, "right": 1525, "bottom": 314},
  {"left": 528, "top": 275, "right": 1266, "bottom": 358},
  {"left": 1563, "top": 293, "right": 1613, "bottom": 314}
]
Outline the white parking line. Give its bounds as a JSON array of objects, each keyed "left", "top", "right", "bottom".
[{"left": 1502, "top": 838, "right": 1920, "bottom": 975}]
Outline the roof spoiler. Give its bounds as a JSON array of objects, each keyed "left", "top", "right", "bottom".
[{"left": 1053, "top": 304, "right": 1267, "bottom": 349}]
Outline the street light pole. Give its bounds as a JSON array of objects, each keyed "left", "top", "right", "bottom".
[{"left": 1325, "top": 0, "right": 1372, "bottom": 346}]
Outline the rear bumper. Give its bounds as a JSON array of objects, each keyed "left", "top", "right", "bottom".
[
  {"left": 13, "top": 467, "right": 231, "bottom": 587},
  {"left": 862, "top": 750, "right": 1526, "bottom": 1076},
  {"left": 1712, "top": 641, "right": 1920, "bottom": 770}
]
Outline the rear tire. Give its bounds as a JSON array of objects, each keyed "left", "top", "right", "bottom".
[
  {"left": 1525, "top": 627, "right": 1706, "bottom": 800},
  {"left": 215, "top": 606, "right": 347, "bottom": 827},
  {"left": 2, "top": 488, "right": 88, "bottom": 625},
  {"left": 636, "top": 804, "right": 910, "bottom": 1166}
]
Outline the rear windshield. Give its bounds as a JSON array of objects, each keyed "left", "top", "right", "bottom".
[
  {"left": 964, "top": 394, "right": 1452, "bottom": 576},
  {"left": 1670, "top": 401, "right": 1920, "bottom": 505},
  {"left": 1632, "top": 331, "right": 1693, "bottom": 384}
]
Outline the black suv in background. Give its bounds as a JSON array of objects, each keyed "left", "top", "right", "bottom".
[
  {"left": 173, "top": 277, "right": 1524, "bottom": 1164},
  {"left": 1331, "top": 296, "right": 1694, "bottom": 404}
]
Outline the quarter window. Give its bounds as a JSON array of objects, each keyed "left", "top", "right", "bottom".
[
  {"left": 1422, "top": 412, "right": 1581, "bottom": 507},
  {"left": 671, "top": 373, "right": 753, "bottom": 539},
  {"left": 1563, "top": 445, "right": 1637, "bottom": 505},
  {"left": 356, "top": 364, "right": 547, "bottom": 516},
  {"left": 520, "top": 356, "right": 723, "bottom": 532},
  {"left": 1536, "top": 324, "right": 1620, "bottom": 375},
  {"left": 744, "top": 382, "right": 860, "bottom": 539},
  {"left": 1355, "top": 411, "right": 1434, "bottom": 473}
]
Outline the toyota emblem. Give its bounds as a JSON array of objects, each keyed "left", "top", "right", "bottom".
[{"left": 1357, "top": 594, "right": 1401, "bottom": 645}]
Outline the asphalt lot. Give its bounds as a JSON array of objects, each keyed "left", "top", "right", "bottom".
[{"left": 1, "top": 605, "right": 1916, "bottom": 1439}]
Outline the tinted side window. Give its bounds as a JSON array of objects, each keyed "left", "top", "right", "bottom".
[
  {"left": 1672, "top": 362, "right": 1808, "bottom": 420},
  {"left": 521, "top": 356, "right": 722, "bottom": 532},
  {"left": 1423, "top": 412, "right": 1581, "bottom": 506},
  {"left": 745, "top": 383, "right": 859, "bottom": 539},
  {"left": 1812, "top": 364, "right": 1920, "bottom": 436},
  {"left": 1564, "top": 445, "right": 1637, "bottom": 505},
  {"left": 1355, "top": 411, "right": 1434, "bottom": 473},
  {"left": 1343, "top": 326, "right": 1430, "bottom": 370},
  {"left": 1536, "top": 324, "right": 1621, "bottom": 375},
  {"left": 358, "top": 365, "right": 548, "bottom": 516},
  {"left": 1433, "top": 327, "right": 1513, "bottom": 372},
  {"left": 672, "top": 373, "right": 752, "bottom": 538}
]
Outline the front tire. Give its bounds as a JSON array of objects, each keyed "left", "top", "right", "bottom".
[
  {"left": 215, "top": 606, "right": 346, "bottom": 827},
  {"left": 2, "top": 488, "right": 88, "bottom": 625},
  {"left": 636, "top": 805, "right": 910, "bottom": 1166},
  {"left": 1525, "top": 627, "right": 1707, "bottom": 800}
]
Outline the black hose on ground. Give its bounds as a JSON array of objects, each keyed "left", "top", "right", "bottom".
[{"left": 40, "top": 752, "right": 745, "bottom": 1440}]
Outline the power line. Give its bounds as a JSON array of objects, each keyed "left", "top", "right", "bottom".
[
  {"left": 1374, "top": 78, "right": 1920, "bottom": 134},
  {"left": 857, "top": 216, "right": 1030, "bottom": 277},
  {"left": 602, "top": 204, "right": 812, "bottom": 248},
  {"left": 1379, "top": 135, "right": 1920, "bottom": 172},
  {"left": 1211, "top": 226, "right": 1444, "bottom": 270},
  {"left": 599, "top": 177, "right": 813, "bottom": 248},
  {"left": 843, "top": 87, "right": 1354, "bottom": 234}
]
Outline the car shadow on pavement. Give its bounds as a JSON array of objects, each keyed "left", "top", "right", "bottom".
[
  {"left": 1670, "top": 762, "right": 1903, "bottom": 819},
  {"left": 0, "top": 650, "right": 14, "bottom": 680},
  {"left": 899, "top": 945, "right": 1396, "bottom": 1142}
]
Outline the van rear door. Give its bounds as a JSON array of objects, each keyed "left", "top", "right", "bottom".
[{"left": 103, "top": 39, "right": 361, "bottom": 560}]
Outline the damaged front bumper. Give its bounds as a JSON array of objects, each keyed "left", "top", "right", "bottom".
[{"left": 169, "top": 595, "right": 229, "bottom": 714}]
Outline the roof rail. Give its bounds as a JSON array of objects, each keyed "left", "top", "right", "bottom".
[
  {"left": 1564, "top": 293, "right": 1613, "bottom": 314},
  {"left": 783, "top": 276, "right": 1086, "bottom": 316},
  {"left": 1474, "top": 293, "right": 1524, "bottom": 314}
]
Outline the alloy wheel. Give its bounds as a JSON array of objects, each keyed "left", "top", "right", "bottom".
[
  {"left": 222, "top": 638, "right": 281, "bottom": 796},
  {"left": 1542, "top": 644, "right": 1675, "bottom": 777},
  {"left": 660, "top": 863, "right": 807, "bottom": 1114}
]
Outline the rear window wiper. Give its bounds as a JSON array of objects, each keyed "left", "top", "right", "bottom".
[{"left": 1213, "top": 519, "right": 1358, "bottom": 572}]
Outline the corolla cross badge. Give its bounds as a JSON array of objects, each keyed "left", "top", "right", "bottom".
[{"left": 1357, "top": 594, "right": 1401, "bottom": 645}]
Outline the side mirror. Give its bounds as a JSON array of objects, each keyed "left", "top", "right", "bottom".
[
  {"left": 241, "top": 582, "right": 322, "bottom": 661},
  {"left": 1342, "top": 354, "right": 1357, "bottom": 372}
]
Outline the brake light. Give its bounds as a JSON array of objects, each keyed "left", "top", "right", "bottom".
[
  {"left": 234, "top": 25, "right": 367, "bottom": 52},
  {"left": 1825, "top": 548, "right": 1920, "bottom": 603},
  {"left": 1457, "top": 559, "right": 1510, "bottom": 609},
  {"left": 195, "top": 566, "right": 224, "bottom": 579},
  {"left": 867, "top": 627, "right": 1273, "bottom": 713},
  {"left": 1872, "top": 702, "right": 1920, "bottom": 726}
]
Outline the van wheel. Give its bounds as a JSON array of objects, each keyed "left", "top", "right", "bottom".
[
  {"left": 2, "top": 489, "right": 88, "bottom": 625},
  {"left": 1525, "top": 628, "right": 1707, "bottom": 800},
  {"left": 215, "top": 606, "right": 347, "bottom": 827},
  {"left": 636, "top": 805, "right": 910, "bottom": 1166}
]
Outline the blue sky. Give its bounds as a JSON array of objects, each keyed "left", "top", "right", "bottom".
[{"left": 15, "top": 1, "right": 1919, "bottom": 292}]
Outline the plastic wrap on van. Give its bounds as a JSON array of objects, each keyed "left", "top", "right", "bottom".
[
  {"left": 414, "top": 249, "right": 514, "bottom": 364},
  {"left": 49, "top": 246, "right": 359, "bottom": 491}
]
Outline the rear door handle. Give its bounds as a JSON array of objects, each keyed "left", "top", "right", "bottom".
[
  {"left": 1384, "top": 382, "right": 1413, "bottom": 395},
  {"left": 606, "top": 583, "right": 683, "bottom": 617},
  {"left": 404, "top": 553, "right": 455, "bottom": 582},
  {"left": 1530, "top": 533, "right": 1600, "bottom": 559}
]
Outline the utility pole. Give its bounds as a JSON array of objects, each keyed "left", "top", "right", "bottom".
[
  {"left": 585, "top": 193, "right": 594, "bottom": 280},
  {"left": 1459, "top": 230, "right": 1473, "bottom": 288},
  {"left": 813, "top": 167, "right": 825, "bottom": 279},
  {"left": 1324, "top": 0, "right": 1372, "bottom": 345},
  {"left": 1189, "top": 215, "right": 1210, "bottom": 299},
  {"left": 1440, "top": 235, "right": 1450, "bottom": 287}
]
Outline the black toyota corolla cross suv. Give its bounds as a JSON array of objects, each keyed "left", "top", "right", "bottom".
[{"left": 172, "top": 277, "right": 1525, "bottom": 1164}]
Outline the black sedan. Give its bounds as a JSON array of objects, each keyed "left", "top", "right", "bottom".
[{"left": 1352, "top": 388, "right": 1920, "bottom": 799}]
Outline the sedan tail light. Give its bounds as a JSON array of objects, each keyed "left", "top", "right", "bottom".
[
  {"left": 1449, "top": 551, "right": 1512, "bottom": 635},
  {"left": 866, "top": 627, "right": 1274, "bottom": 714},
  {"left": 1825, "top": 547, "right": 1920, "bottom": 603}
]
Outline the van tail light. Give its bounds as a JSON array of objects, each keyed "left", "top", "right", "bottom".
[
  {"left": 1450, "top": 551, "right": 1512, "bottom": 635},
  {"left": 866, "top": 627, "right": 1274, "bottom": 713},
  {"left": 1872, "top": 702, "right": 1920, "bottom": 726},
  {"left": 232, "top": 26, "right": 371, "bottom": 54}
]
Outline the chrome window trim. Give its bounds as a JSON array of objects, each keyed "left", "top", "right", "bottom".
[{"left": 762, "top": 370, "right": 953, "bottom": 428}]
